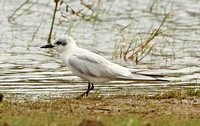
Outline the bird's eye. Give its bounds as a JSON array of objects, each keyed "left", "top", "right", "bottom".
[{"left": 56, "top": 41, "right": 62, "bottom": 45}]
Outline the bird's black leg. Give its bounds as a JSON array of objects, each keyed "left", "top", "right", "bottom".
[
  {"left": 80, "top": 82, "right": 94, "bottom": 97},
  {"left": 85, "top": 82, "right": 91, "bottom": 96},
  {"left": 90, "top": 83, "right": 94, "bottom": 90}
]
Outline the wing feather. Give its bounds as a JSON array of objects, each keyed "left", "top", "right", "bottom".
[{"left": 68, "top": 52, "right": 120, "bottom": 78}]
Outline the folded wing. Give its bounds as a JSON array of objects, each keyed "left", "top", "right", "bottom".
[{"left": 68, "top": 50, "right": 168, "bottom": 81}]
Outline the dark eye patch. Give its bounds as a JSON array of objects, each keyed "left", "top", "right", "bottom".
[
  {"left": 56, "top": 41, "right": 62, "bottom": 45},
  {"left": 56, "top": 41, "right": 67, "bottom": 46}
]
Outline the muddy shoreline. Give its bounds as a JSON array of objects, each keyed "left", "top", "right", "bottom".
[{"left": 1, "top": 93, "right": 200, "bottom": 126}]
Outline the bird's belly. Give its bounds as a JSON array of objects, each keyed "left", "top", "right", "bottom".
[
  {"left": 68, "top": 66, "right": 110, "bottom": 83},
  {"left": 82, "top": 75, "right": 111, "bottom": 83}
]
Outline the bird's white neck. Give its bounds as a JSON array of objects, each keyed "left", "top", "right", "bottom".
[{"left": 60, "top": 44, "right": 78, "bottom": 65}]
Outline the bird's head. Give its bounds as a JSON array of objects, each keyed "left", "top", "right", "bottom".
[{"left": 40, "top": 35, "right": 76, "bottom": 53}]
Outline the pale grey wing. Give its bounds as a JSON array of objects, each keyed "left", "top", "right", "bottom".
[
  {"left": 68, "top": 51, "right": 168, "bottom": 81},
  {"left": 68, "top": 53, "right": 120, "bottom": 78}
]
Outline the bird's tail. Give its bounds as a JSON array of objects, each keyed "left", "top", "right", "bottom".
[
  {"left": 135, "top": 73, "right": 169, "bottom": 82},
  {"left": 115, "top": 72, "right": 169, "bottom": 82}
]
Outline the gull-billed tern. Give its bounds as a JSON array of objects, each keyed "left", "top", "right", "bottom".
[{"left": 41, "top": 35, "right": 168, "bottom": 96}]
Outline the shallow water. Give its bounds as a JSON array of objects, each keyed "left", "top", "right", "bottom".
[{"left": 0, "top": 0, "right": 200, "bottom": 99}]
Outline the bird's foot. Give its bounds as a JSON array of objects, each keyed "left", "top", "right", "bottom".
[{"left": 76, "top": 82, "right": 94, "bottom": 99}]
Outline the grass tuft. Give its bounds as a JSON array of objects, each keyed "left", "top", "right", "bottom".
[{"left": 113, "top": 10, "right": 177, "bottom": 64}]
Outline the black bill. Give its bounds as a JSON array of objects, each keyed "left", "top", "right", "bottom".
[{"left": 40, "top": 44, "right": 54, "bottom": 48}]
